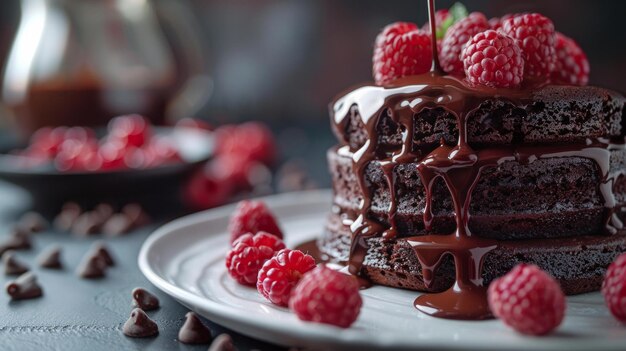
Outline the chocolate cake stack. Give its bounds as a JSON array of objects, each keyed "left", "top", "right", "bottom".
[{"left": 321, "top": 76, "right": 626, "bottom": 298}]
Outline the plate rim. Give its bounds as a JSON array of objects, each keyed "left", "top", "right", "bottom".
[{"left": 138, "top": 190, "right": 626, "bottom": 351}]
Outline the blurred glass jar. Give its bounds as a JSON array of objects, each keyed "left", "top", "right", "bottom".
[{"left": 2, "top": 0, "right": 210, "bottom": 134}]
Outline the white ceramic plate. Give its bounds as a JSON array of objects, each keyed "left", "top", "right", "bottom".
[{"left": 139, "top": 190, "right": 626, "bottom": 351}]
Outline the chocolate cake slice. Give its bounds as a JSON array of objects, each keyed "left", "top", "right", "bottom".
[
  {"left": 320, "top": 0, "right": 626, "bottom": 320},
  {"left": 320, "top": 73, "right": 626, "bottom": 319}
]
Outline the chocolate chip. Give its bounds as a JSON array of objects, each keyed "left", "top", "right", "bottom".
[
  {"left": 178, "top": 312, "right": 212, "bottom": 344},
  {"left": 37, "top": 245, "right": 63, "bottom": 269},
  {"left": 102, "top": 214, "right": 133, "bottom": 237},
  {"left": 18, "top": 212, "right": 48, "bottom": 233},
  {"left": 3, "top": 250, "right": 29, "bottom": 275},
  {"left": 6, "top": 272, "right": 43, "bottom": 300},
  {"left": 91, "top": 241, "right": 115, "bottom": 266},
  {"left": 132, "top": 287, "right": 159, "bottom": 311},
  {"left": 53, "top": 203, "right": 81, "bottom": 231},
  {"left": 208, "top": 334, "right": 235, "bottom": 351},
  {"left": 71, "top": 212, "right": 103, "bottom": 236},
  {"left": 122, "top": 308, "right": 158, "bottom": 338},
  {"left": 76, "top": 253, "right": 107, "bottom": 279},
  {"left": 94, "top": 203, "right": 114, "bottom": 222},
  {"left": 0, "top": 228, "right": 33, "bottom": 256},
  {"left": 122, "top": 203, "right": 150, "bottom": 228}
]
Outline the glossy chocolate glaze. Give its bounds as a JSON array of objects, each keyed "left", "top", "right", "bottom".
[{"left": 329, "top": 0, "right": 625, "bottom": 320}]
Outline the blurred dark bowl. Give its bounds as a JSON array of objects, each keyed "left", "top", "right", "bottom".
[{"left": 0, "top": 127, "right": 213, "bottom": 216}]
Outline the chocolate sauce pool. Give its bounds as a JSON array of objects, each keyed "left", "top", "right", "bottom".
[{"left": 327, "top": 0, "right": 626, "bottom": 320}]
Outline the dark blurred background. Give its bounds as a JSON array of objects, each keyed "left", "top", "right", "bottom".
[{"left": 0, "top": 0, "right": 623, "bottom": 187}]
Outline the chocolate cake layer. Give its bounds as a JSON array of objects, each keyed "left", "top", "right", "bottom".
[
  {"left": 333, "top": 85, "right": 625, "bottom": 152},
  {"left": 329, "top": 147, "right": 626, "bottom": 240},
  {"left": 319, "top": 216, "right": 626, "bottom": 295}
]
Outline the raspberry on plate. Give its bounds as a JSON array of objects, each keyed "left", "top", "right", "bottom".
[
  {"left": 462, "top": 30, "right": 524, "bottom": 88},
  {"left": 289, "top": 266, "right": 362, "bottom": 328},
  {"left": 550, "top": 32, "right": 589, "bottom": 86},
  {"left": 228, "top": 200, "right": 283, "bottom": 244},
  {"left": 602, "top": 253, "right": 626, "bottom": 322},
  {"left": 225, "top": 232, "right": 286, "bottom": 286},
  {"left": 440, "top": 12, "right": 490, "bottom": 76},
  {"left": 373, "top": 22, "right": 432, "bottom": 85},
  {"left": 257, "top": 249, "right": 316, "bottom": 307},
  {"left": 488, "top": 264, "right": 565, "bottom": 335},
  {"left": 500, "top": 13, "right": 557, "bottom": 81}
]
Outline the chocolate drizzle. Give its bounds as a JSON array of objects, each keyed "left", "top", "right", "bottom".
[{"left": 330, "top": 0, "right": 625, "bottom": 320}]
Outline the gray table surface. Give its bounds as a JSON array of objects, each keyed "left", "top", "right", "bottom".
[{"left": 0, "top": 183, "right": 287, "bottom": 351}]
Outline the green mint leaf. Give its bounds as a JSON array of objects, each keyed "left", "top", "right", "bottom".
[
  {"left": 450, "top": 2, "right": 468, "bottom": 23},
  {"left": 436, "top": 16, "right": 455, "bottom": 39},
  {"left": 437, "top": 3, "right": 468, "bottom": 39}
]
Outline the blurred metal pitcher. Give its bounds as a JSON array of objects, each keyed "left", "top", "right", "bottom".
[{"left": 2, "top": 0, "right": 210, "bottom": 134}]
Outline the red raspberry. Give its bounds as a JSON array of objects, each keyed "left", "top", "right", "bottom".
[
  {"left": 550, "top": 32, "right": 589, "bottom": 86},
  {"left": 108, "top": 114, "right": 151, "bottom": 148},
  {"left": 257, "top": 249, "right": 316, "bottom": 307},
  {"left": 500, "top": 13, "right": 556, "bottom": 81},
  {"left": 215, "top": 123, "right": 277, "bottom": 167},
  {"left": 30, "top": 127, "right": 66, "bottom": 157},
  {"left": 225, "top": 232, "right": 286, "bottom": 286},
  {"left": 54, "top": 139, "right": 100, "bottom": 171},
  {"left": 488, "top": 264, "right": 565, "bottom": 335},
  {"left": 440, "top": 12, "right": 490, "bottom": 76},
  {"left": 228, "top": 200, "right": 283, "bottom": 244},
  {"left": 602, "top": 253, "right": 626, "bottom": 322},
  {"left": 147, "top": 135, "right": 181, "bottom": 166},
  {"left": 98, "top": 139, "right": 126, "bottom": 170},
  {"left": 184, "top": 168, "right": 233, "bottom": 210},
  {"left": 462, "top": 30, "right": 524, "bottom": 88},
  {"left": 372, "top": 22, "right": 432, "bottom": 85},
  {"left": 289, "top": 266, "right": 362, "bottom": 328},
  {"left": 488, "top": 13, "right": 519, "bottom": 31}
]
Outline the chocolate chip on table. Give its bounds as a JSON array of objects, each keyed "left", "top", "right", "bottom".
[
  {"left": 18, "top": 211, "right": 48, "bottom": 233},
  {"left": 53, "top": 202, "right": 81, "bottom": 231},
  {"left": 178, "top": 312, "right": 213, "bottom": 344},
  {"left": 102, "top": 213, "right": 133, "bottom": 237},
  {"left": 122, "top": 308, "right": 159, "bottom": 338},
  {"left": 122, "top": 203, "right": 150, "bottom": 228},
  {"left": 71, "top": 211, "right": 103, "bottom": 236},
  {"left": 0, "top": 228, "right": 33, "bottom": 256},
  {"left": 2, "top": 250, "right": 29, "bottom": 275},
  {"left": 94, "top": 203, "right": 114, "bottom": 222},
  {"left": 132, "top": 287, "right": 159, "bottom": 311},
  {"left": 90, "top": 241, "right": 115, "bottom": 266},
  {"left": 37, "top": 245, "right": 63, "bottom": 269},
  {"left": 208, "top": 334, "right": 235, "bottom": 351},
  {"left": 76, "top": 253, "right": 107, "bottom": 279},
  {"left": 6, "top": 272, "right": 43, "bottom": 300}
]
